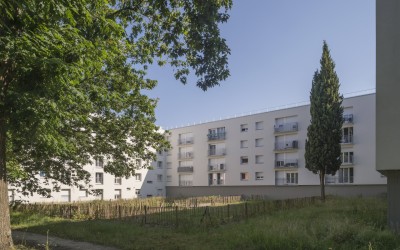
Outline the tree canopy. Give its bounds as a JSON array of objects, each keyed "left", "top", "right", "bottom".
[
  {"left": 305, "top": 41, "right": 343, "bottom": 201},
  {"left": 0, "top": 0, "right": 232, "bottom": 248}
]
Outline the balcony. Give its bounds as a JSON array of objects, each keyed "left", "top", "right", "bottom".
[
  {"left": 275, "top": 159, "right": 298, "bottom": 168},
  {"left": 343, "top": 114, "right": 353, "bottom": 124},
  {"left": 208, "top": 163, "right": 226, "bottom": 172},
  {"left": 209, "top": 179, "right": 224, "bottom": 186},
  {"left": 325, "top": 176, "right": 354, "bottom": 184},
  {"left": 177, "top": 166, "right": 194, "bottom": 173},
  {"left": 207, "top": 132, "right": 226, "bottom": 141},
  {"left": 178, "top": 137, "right": 194, "bottom": 145},
  {"left": 274, "top": 140, "right": 299, "bottom": 151},
  {"left": 274, "top": 122, "right": 298, "bottom": 134},
  {"left": 178, "top": 152, "right": 194, "bottom": 160},
  {"left": 179, "top": 180, "right": 193, "bottom": 186},
  {"left": 275, "top": 178, "right": 298, "bottom": 186},
  {"left": 208, "top": 148, "right": 226, "bottom": 157},
  {"left": 341, "top": 135, "right": 353, "bottom": 144}
]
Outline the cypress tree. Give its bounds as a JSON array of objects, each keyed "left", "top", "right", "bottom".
[{"left": 305, "top": 41, "right": 344, "bottom": 201}]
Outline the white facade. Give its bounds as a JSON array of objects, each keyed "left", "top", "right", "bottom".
[
  {"left": 8, "top": 153, "right": 167, "bottom": 203},
  {"left": 165, "top": 93, "right": 386, "bottom": 191},
  {"left": 9, "top": 93, "right": 386, "bottom": 202}
]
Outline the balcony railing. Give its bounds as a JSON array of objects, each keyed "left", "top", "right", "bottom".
[
  {"left": 274, "top": 140, "right": 299, "bottom": 151},
  {"left": 178, "top": 152, "right": 194, "bottom": 160},
  {"left": 179, "top": 180, "right": 193, "bottom": 186},
  {"left": 209, "top": 179, "right": 224, "bottom": 186},
  {"left": 207, "top": 132, "right": 226, "bottom": 141},
  {"left": 275, "top": 159, "right": 298, "bottom": 168},
  {"left": 177, "top": 166, "right": 194, "bottom": 173},
  {"left": 178, "top": 137, "right": 194, "bottom": 145},
  {"left": 275, "top": 178, "right": 298, "bottom": 186},
  {"left": 325, "top": 176, "right": 354, "bottom": 184},
  {"left": 341, "top": 135, "right": 353, "bottom": 144},
  {"left": 343, "top": 114, "right": 353, "bottom": 124},
  {"left": 274, "top": 122, "right": 298, "bottom": 133},
  {"left": 208, "top": 164, "right": 226, "bottom": 172},
  {"left": 208, "top": 148, "right": 226, "bottom": 157}
]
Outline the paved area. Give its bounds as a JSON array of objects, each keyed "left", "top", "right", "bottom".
[{"left": 12, "top": 231, "right": 120, "bottom": 250}]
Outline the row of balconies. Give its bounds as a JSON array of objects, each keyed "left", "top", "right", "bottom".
[{"left": 178, "top": 114, "right": 353, "bottom": 146}]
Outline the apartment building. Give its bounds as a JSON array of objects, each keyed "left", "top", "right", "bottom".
[
  {"left": 8, "top": 153, "right": 167, "bottom": 203},
  {"left": 165, "top": 93, "right": 387, "bottom": 198},
  {"left": 8, "top": 93, "right": 386, "bottom": 202}
]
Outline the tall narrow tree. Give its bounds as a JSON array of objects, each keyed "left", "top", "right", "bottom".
[{"left": 305, "top": 41, "right": 344, "bottom": 201}]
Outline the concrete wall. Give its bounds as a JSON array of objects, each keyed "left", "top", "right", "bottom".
[{"left": 166, "top": 185, "right": 387, "bottom": 199}]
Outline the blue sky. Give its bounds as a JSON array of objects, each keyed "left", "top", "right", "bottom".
[{"left": 145, "top": 0, "right": 375, "bottom": 129}]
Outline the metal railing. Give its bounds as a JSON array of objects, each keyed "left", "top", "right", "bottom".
[
  {"left": 178, "top": 138, "right": 194, "bottom": 145},
  {"left": 275, "top": 159, "right": 298, "bottom": 168},
  {"left": 208, "top": 148, "right": 226, "bottom": 157},
  {"left": 207, "top": 132, "right": 226, "bottom": 141},
  {"left": 325, "top": 176, "right": 354, "bottom": 184},
  {"left": 275, "top": 178, "right": 298, "bottom": 186},
  {"left": 341, "top": 135, "right": 353, "bottom": 144},
  {"left": 343, "top": 114, "right": 353, "bottom": 124},
  {"left": 208, "top": 179, "right": 224, "bottom": 186},
  {"left": 208, "top": 164, "right": 226, "bottom": 171},
  {"left": 274, "top": 122, "right": 298, "bottom": 133},
  {"left": 178, "top": 152, "right": 194, "bottom": 160},
  {"left": 177, "top": 166, "right": 194, "bottom": 173},
  {"left": 274, "top": 140, "right": 299, "bottom": 151},
  {"left": 179, "top": 180, "right": 193, "bottom": 186}
]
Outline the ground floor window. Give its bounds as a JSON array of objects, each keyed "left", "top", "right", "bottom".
[
  {"left": 338, "top": 167, "right": 354, "bottom": 183},
  {"left": 286, "top": 172, "right": 298, "bottom": 184}
]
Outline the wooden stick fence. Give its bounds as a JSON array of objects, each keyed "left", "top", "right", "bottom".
[{"left": 12, "top": 196, "right": 318, "bottom": 227}]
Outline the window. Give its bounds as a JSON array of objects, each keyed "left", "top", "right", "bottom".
[
  {"left": 157, "top": 174, "right": 163, "bottom": 182},
  {"left": 255, "top": 138, "right": 263, "bottom": 147},
  {"left": 341, "top": 152, "right": 354, "bottom": 164},
  {"left": 255, "top": 121, "right": 263, "bottom": 130},
  {"left": 240, "top": 172, "right": 249, "bottom": 181},
  {"left": 341, "top": 127, "right": 353, "bottom": 143},
  {"left": 95, "top": 189, "right": 103, "bottom": 200},
  {"left": 240, "top": 140, "right": 248, "bottom": 148},
  {"left": 167, "top": 175, "right": 172, "bottom": 182},
  {"left": 60, "top": 189, "right": 71, "bottom": 202},
  {"left": 95, "top": 157, "right": 104, "bottom": 168},
  {"left": 136, "top": 159, "right": 142, "bottom": 168},
  {"left": 135, "top": 173, "right": 142, "bottom": 181},
  {"left": 39, "top": 171, "right": 46, "bottom": 178},
  {"left": 135, "top": 189, "right": 141, "bottom": 195},
  {"left": 79, "top": 189, "right": 88, "bottom": 198},
  {"left": 114, "top": 177, "right": 122, "bottom": 185},
  {"left": 240, "top": 156, "right": 248, "bottom": 164},
  {"left": 147, "top": 180, "right": 153, "bottom": 183},
  {"left": 255, "top": 172, "right": 264, "bottom": 180},
  {"left": 166, "top": 162, "right": 172, "bottom": 169},
  {"left": 338, "top": 167, "right": 354, "bottom": 183},
  {"left": 240, "top": 124, "right": 248, "bottom": 132},
  {"left": 286, "top": 173, "right": 298, "bottom": 184},
  {"left": 157, "top": 161, "right": 163, "bottom": 169},
  {"left": 255, "top": 155, "right": 264, "bottom": 164},
  {"left": 114, "top": 189, "right": 121, "bottom": 199},
  {"left": 95, "top": 173, "right": 104, "bottom": 184}
]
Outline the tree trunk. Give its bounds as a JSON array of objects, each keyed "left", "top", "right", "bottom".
[
  {"left": 319, "top": 171, "right": 326, "bottom": 202},
  {"left": 0, "top": 115, "right": 13, "bottom": 249}
]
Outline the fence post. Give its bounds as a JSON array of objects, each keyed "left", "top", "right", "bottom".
[
  {"left": 144, "top": 205, "right": 147, "bottom": 224},
  {"left": 175, "top": 206, "right": 178, "bottom": 228}
]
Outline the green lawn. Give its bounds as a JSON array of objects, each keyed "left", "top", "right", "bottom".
[{"left": 11, "top": 197, "right": 400, "bottom": 250}]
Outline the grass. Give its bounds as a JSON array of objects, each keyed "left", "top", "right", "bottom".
[{"left": 11, "top": 196, "right": 400, "bottom": 250}]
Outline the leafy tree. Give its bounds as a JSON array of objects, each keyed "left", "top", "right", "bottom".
[
  {"left": 305, "top": 41, "right": 343, "bottom": 201},
  {"left": 0, "top": 0, "right": 232, "bottom": 248}
]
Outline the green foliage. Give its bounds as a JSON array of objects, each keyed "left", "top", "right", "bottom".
[
  {"left": 0, "top": 0, "right": 232, "bottom": 196},
  {"left": 305, "top": 41, "right": 344, "bottom": 198}
]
